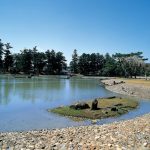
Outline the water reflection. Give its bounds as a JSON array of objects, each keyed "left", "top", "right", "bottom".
[
  {"left": 0, "top": 77, "right": 111, "bottom": 105},
  {"left": 0, "top": 79, "right": 13, "bottom": 105}
]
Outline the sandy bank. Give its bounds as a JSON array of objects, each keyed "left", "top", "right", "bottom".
[
  {"left": 0, "top": 113, "right": 149, "bottom": 150},
  {"left": 101, "top": 78, "right": 150, "bottom": 99}
]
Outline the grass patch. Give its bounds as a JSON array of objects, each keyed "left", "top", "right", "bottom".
[{"left": 49, "top": 97, "right": 138, "bottom": 120}]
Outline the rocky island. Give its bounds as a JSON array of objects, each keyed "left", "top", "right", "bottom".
[{"left": 49, "top": 97, "right": 138, "bottom": 120}]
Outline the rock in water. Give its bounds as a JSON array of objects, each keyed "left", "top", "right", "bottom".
[{"left": 91, "top": 120, "right": 98, "bottom": 124}]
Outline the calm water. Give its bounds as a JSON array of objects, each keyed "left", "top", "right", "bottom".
[{"left": 0, "top": 75, "right": 150, "bottom": 132}]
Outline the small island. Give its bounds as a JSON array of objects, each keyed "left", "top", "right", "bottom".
[{"left": 49, "top": 97, "right": 138, "bottom": 119}]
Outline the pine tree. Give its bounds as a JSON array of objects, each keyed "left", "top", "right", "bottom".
[{"left": 70, "top": 49, "right": 79, "bottom": 73}]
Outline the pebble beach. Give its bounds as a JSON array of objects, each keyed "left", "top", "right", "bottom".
[{"left": 0, "top": 113, "right": 149, "bottom": 150}]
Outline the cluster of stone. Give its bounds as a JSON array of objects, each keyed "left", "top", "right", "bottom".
[
  {"left": 0, "top": 114, "right": 149, "bottom": 150},
  {"left": 101, "top": 80, "right": 125, "bottom": 86},
  {"left": 70, "top": 99, "right": 98, "bottom": 110}
]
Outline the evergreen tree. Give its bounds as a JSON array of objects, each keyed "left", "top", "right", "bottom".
[
  {"left": 45, "top": 49, "right": 56, "bottom": 74},
  {"left": 0, "top": 39, "right": 4, "bottom": 72},
  {"left": 90, "top": 53, "right": 105, "bottom": 75},
  {"left": 55, "top": 51, "right": 67, "bottom": 74},
  {"left": 78, "top": 53, "right": 91, "bottom": 75},
  {"left": 20, "top": 49, "right": 32, "bottom": 74},
  {"left": 70, "top": 49, "right": 79, "bottom": 73},
  {"left": 35, "top": 52, "right": 46, "bottom": 74},
  {"left": 32, "top": 46, "right": 38, "bottom": 73},
  {"left": 102, "top": 53, "right": 117, "bottom": 76},
  {"left": 3, "top": 43, "right": 13, "bottom": 72},
  {"left": 12, "top": 53, "right": 23, "bottom": 73},
  {"left": 45, "top": 50, "right": 66, "bottom": 74}
]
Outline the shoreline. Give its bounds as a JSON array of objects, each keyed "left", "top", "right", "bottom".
[
  {"left": 0, "top": 113, "right": 149, "bottom": 149},
  {"left": 101, "top": 78, "right": 150, "bottom": 100}
]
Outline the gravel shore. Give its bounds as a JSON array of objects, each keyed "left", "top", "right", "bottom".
[
  {"left": 0, "top": 113, "right": 149, "bottom": 150},
  {"left": 101, "top": 79, "right": 150, "bottom": 99}
]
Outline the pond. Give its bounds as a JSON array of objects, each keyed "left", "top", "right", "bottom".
[{"left": 0, "top": 75, "right": 150, "bottom": 132}]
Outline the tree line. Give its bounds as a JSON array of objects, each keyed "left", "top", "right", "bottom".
[
  {"left": 0, "top": 39, "right": 150, "bottom": 77},
  {"left": 70, "top": 50, "right": 150, "bottom": 78},
  {"left": 0, "top": 39, "right": 67, "bottom": 75}
]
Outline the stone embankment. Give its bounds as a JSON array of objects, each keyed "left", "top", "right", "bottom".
[
  {"left": 0, "top": 114, "right": 149, "bottom": 150},
  {"left": 101, "top": 79, "right": 150, "bottom": 99}
]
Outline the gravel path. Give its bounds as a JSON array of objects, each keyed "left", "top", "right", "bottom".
[{"left": 0, "top": 114, "right": 149, "bottom": 150}]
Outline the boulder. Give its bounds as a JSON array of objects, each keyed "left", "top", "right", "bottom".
[
  {"left": 91, "top": 99, "right": 98, "bottom": 110},
  {"left": 70, "top": 102, "right": 90, "bottom": 110},
  {"left": 114, "top": 103, "right": 123, "bottom": 107},
  {"left": 113, "top": 81, "right": 116, "bottom": 85},
  {"left": 111, "top": 107, "right": 118, "bottom": 111},
  {"left": 106, "top": 96, "right": 116, "bottom": 99}
]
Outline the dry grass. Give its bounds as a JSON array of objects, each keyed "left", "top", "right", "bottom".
[{"left": 122, "top": 79, "right": 150, "bottom": 86}]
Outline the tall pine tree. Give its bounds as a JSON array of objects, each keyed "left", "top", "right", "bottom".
[{"left": 70, "top": 49, "right": 79, "bottom": 73}]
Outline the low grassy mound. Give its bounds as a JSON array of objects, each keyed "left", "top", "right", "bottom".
[{"left": 49, "top": 97, "right": 138, "bottom": 119}]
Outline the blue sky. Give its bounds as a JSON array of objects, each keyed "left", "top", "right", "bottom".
[{"left": 0, "top": 0, "right": 150, "bottom": 63}]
